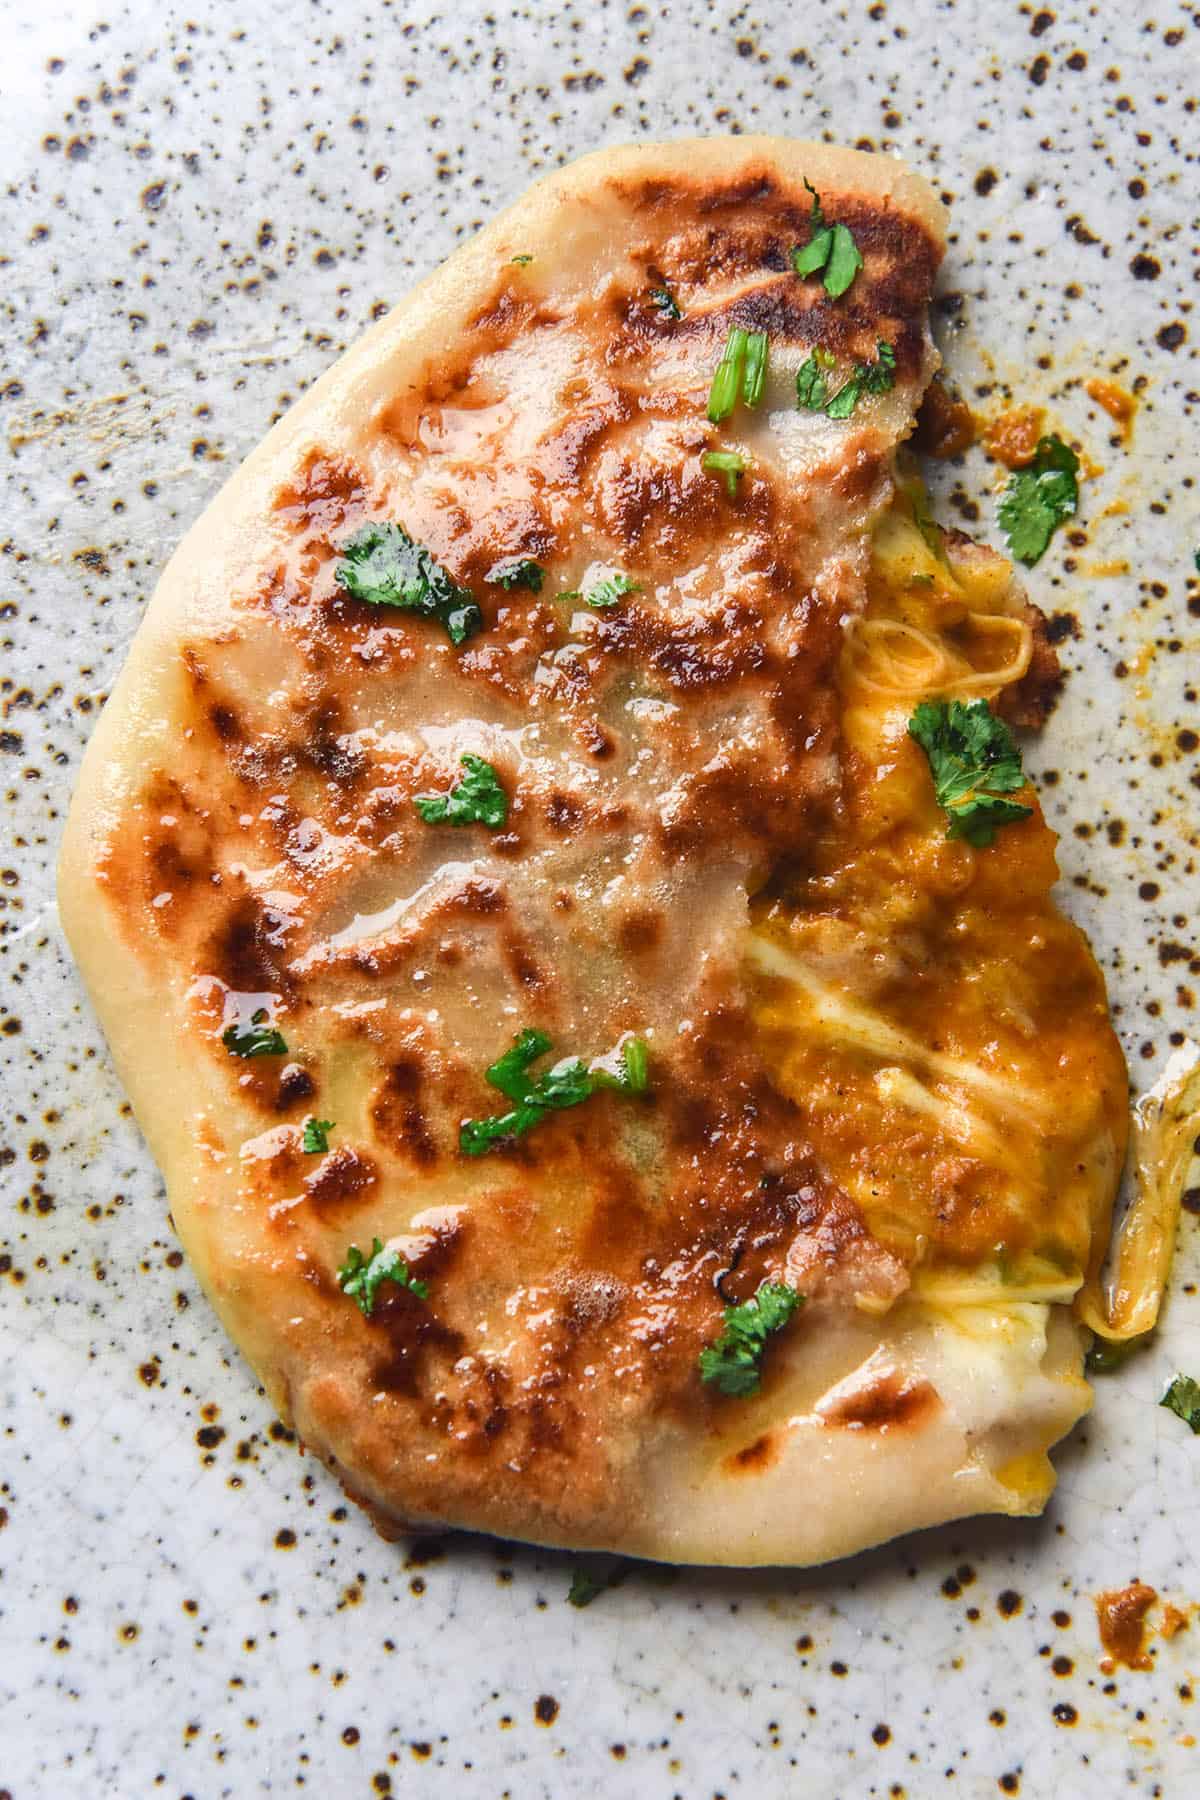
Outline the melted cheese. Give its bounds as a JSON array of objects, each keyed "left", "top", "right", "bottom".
[{"left": 751, "top": 504, "right": 1128, "bottom": 1302}]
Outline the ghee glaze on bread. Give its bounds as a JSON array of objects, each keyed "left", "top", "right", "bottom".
[{"left": 59, "top": 139, "right": 1127, "bottom": 1564}]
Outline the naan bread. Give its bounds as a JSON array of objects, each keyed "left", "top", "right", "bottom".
[{"left": 59, "top": 138, "right": 1127, "bottom": 1565}]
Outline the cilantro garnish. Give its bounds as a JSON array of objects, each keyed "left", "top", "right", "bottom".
[
  {"left": 795, "top": 346, "right": 835, "bottom": 410},
  {"left": 510, "top": 253, "right": 533, "bottom": 266},
  {"left": 459, "top": 1029, "right": 650, "bottom": 1158},
  {"left": 649, "top": 286, "right": 682, "bottom": 320},
  {"left": 707, "top": 327, "right": 768, "bottom": 422},
  {"left": 997, "top": 434, "right": 1080, "bottom": 566},
  {"left": 908, "top": 698, "right": 1033, "bottom": 848},
  {"left": 334, "top": 522, "right": 483, "bottom": 645},
  {"left": 742, "top": 331, "right": 769, "bottom": 408},
  {"left": 567, "top": 1568, "right": 607, "bottom": 1607},
  {"left": 698, "top": 1282, "right": 802, "bottom": 1397},
  {"left": 796, "top": 341, "right": 895, "bottom": 420},
  {"left": 1161, "top": 1374, "right": 1200, "bottom": 1434},
  {"left": 790, "top": 180, "right": 864, "bottom": 299},
  {"left": 414, "top": 753, "right": 508, "bottom": 829},
  {"left": 301, "top": 1117, "right": 334, "bottom": 1154},
  {"left": 908, "top": 479, "right": 949, "bottom": 563},
  {"left": 487, "top": 557, "right": 544, "bottom": 593},
  {"left": 222, "top": 1008, "right": 288, "bottom": 1058},
  {"left": 708, "top": 326, "right": 748, "bottom": 424},
  {"left": 337, "top": 1238, "right": 429, "bottom": 1318},
  {"left": 619, "top": 1036, "right": 649, "bottom": 1093},
  {"left": 566, "top": 1561, "right": 636, "bottom": 1607},
  {"left": 1086, "top": 1337, "right": 1143, "bottom": 1376},
  {"left": 559, "top": 572, "right": 639, "bottom": 610},
  {"left": 702, "top": 449, "right": 747, "bottom": 497}
]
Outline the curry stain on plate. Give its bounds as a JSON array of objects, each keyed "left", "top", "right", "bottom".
[
  {"left": 1084, "top": 377, "right": 1139, "bottom": 442},
  {"left": 1095, "top": 1581, "right": 1158, "bottom": 1671}
]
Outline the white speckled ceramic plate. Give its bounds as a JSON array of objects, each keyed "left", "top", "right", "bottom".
[{"left": 3, "top": 2, "right": 1198, "bottom": 1794}]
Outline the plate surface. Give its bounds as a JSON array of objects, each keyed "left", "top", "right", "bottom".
[{"left": 2, "top": 2, "right": 1197, "bottom": 1794}]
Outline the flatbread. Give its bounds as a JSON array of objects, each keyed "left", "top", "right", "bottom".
[{"left": 59, "top": 137, "right": 1127, "bottom": 1565}]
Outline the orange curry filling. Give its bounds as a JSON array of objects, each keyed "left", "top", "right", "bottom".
[{"left": 751, "top": 495, "right": 1128, "bottom": 1294}]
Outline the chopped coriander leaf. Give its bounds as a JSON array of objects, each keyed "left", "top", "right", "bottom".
[
  {"left": 566, "top": 1561, "right": 634, "bottom": 1606},
  {"left": 222, "top": 1008, "right": 288, "bottom": 1058},
  {"left": 907, "top": 480, "right": 949, "bottom": 563},
  {"left": 908, "top": 698, "right": 1033, "bottom": 848},
  {"left": 742, "top": 331, "right": 769, "bottom": 408},
  {"left": 791, "top": 228, "right": 833, "bottom": 279},
  {"left": 795, "top": 347, "right": 835, "bottom": 411},
  {"left": 620, "top": 1036, "right": 650, "bottom": 1094},
  {"left": 649, "top": 285, "right": 682, "bottom": 320},
  {"left": 484, "top": 1027, "right": 554, "bottom": 1102},
  {"left": 791, "top": 176, "right": 830, "bottom": 274},
  {"left": 824, "top": 341, "right": 896, "bottom": 419},
  {"left": 460, "top": 1029, "right": 650, "bottom": 1158},
  {"left": 565, "top": 571, "right": 639, "bottom": 610},
  {"left": 823, "top": 223, "right": 865, "bottom": 299},
  {"left": 699, "top": 1282, "right": 802, "bottom": 1397},
  {"left": 708, "top": 326, "right": 749, "bottom": 424},
  {"left": 334, "top": 521, "right": 482, "bottom": 645},
  {"left": 997, "top": 434, "right": 1079, "bottom": 566},
  {"left": 510, "top": 253, "right": 533, "bottom": 266},
  {"left": 337, "top": 1237, "right": 429, "bottom": 1318},
  {"left": 567, "top": 1568, "right": 607, "bottom": 1608},
  {"left": 590, "top": 1036, "right": 651, "bottom": 1095},
  {"left": 702, "top": 449, "right": 747, "bottom": 498},
  {"left": 487, "top": 556, "right": 544, "bottom": 593},
  {"left": 790, "top": 181, "right": 864, "bottom": 299},
  {"left": 301, "top": 1117, "right": 334, "bottom": 1154},
  {"left": 415, "top": 753, "right": 508, "bottom": 829},
  {"left": 1086, "top": 1336, "right": 1143, "bottom": 1375},
  {"left": 1161, "top": 1374, "right": 1200, "bottom": 1433},
  {"left": 796, "top": 342, "right": 895, "bottom": 420}
]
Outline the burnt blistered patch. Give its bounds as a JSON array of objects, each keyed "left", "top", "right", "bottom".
[
  {"left": 273, "top": 451, "right": 370, "bottom": 548},
  {"left": 535, "top": 389, "right": 635, "bottom": 491},
  {"left": 617, "top": 906, "right": 665, "bottom": 955},
  {"left": 151, "top": 837, "right": 199, "bottom": 893},
  {"left": 694, "top": 172, "right": 778, "bottom": 214},
  {"left": 725, "top": 1430, "right": 777, "bottom": 1473},
  {"left": 370, "top": 1056, "right": 439, "bottom": 1170},
  {"left": 208, "top": 702, "right": 240, "bottom": 743},
  {"left": 596, "top": 599, "right": 772, "bottom": 694},
  {"left": 303, "top": 1145, "right": 378, "bottom": 1218},
  {"left": 594, "top": 433, "right": 727, "bottom": 558},
  {"left": 464, "top": 285, "right": 531, "bottom": 342},
  {"left": 205, "top": 892, "right": 292, "bottom": 998},
  {"left": 544, "top": 790, "right": 584, "bottom": 834},
  {"left": 502, "top": 936, "right": 548, "bottom": 993},
  {"left": 819, "top": 1372, "right": 940, "bottom": 1430},
  {"left": 444, "top": 876, "right": 506, "bottom": 918},
  {"left": 371, "top": 1290, "right": 466, "bottom": 1398},
  {"left": 299, "top": 698, "right": 368, "bottom": 789},
  {"left": 275, "top": 1064, "right": 316, "bottom": 1111}
]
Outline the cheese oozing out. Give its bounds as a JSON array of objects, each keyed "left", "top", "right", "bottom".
[{"left": 748, "top": 492, "right": 1129, "bottom": 1355}]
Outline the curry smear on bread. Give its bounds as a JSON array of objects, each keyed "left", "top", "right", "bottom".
[{"left": 59, "top": 139, "right": 1129, "bottom": 1566}]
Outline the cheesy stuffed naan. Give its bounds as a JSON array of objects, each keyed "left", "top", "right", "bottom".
[{"left": 59, "top": 138, "right": 1129, "bottom": 1565}]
